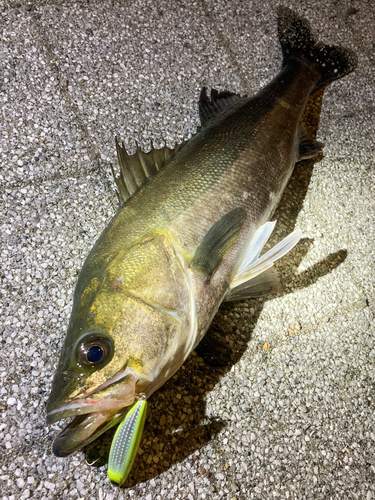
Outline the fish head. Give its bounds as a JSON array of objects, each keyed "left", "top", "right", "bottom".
[{"left": 47, "top": 231, "right": 192, "bottom": 455}]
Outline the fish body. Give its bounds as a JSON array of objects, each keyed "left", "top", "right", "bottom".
[{"left": 47, "top": 8, "right": 356, "bottom": 462}]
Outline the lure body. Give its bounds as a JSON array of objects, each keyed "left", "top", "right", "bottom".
[{"left": 108, "top": 398, "right": 148, "bottom": 486}]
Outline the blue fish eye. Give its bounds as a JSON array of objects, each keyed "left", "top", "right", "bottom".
[
  {"left": 87, "top": 344, "right": 104, "bottom": 363},
  {"left": 78, "top": 334, "right": 113, "bottom": 367}
]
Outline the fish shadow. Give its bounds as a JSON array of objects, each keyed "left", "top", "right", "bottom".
[{"left": 85, "top": 89, "right": 348, "bottom": 486}]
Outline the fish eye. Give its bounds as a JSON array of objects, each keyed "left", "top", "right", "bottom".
[
  {"left": 86, "top": 344, "right": 105, "bottom": 364},
  {"left": 77, "top": 333, "right": 114, "bottom": 368}
]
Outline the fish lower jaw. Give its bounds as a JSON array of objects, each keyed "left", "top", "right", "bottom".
[{"left": 52, "top": 409, "right": 126, "bottom": 457}]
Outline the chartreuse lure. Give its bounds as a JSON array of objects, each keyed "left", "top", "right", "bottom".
[{"left": 108, "top": 395, "right": 148, "bottom": 486}]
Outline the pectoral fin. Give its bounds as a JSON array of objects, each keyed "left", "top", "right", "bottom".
[
  {"left": 190, "top": 208, "right": 246, "bottom": 276},
  {"left": 226, "top": 222, "right": 302, "bottom": 301}
]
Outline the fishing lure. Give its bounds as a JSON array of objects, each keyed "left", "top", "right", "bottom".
[{"left": 108, "top": 395, "right": 148, "bottom": 486}]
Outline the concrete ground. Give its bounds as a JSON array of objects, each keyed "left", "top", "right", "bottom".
[{"left": 1, "top": 0, "right": 374, "bottom": 499}]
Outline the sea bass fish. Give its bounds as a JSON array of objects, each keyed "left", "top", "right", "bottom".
[{"left": 47, "top": 7, "right": 356, "bottom": 481}]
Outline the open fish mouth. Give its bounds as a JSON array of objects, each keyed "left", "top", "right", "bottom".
[
  {"left": 47, "top": 372, "right": 136, "bottom": 457},
  {"left": 51, "top": 409, "right": 128, "bottom": 457}
]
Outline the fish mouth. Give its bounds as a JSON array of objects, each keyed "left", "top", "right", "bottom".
[
  {"left": 46, "top": 371, "right": 136, "bottom": 424},
  {"left": 47, "top": 371, "right": 137, "bottom": 457},
  {"left": 51, "top": 409, "right": 128, "bottom": 457}
]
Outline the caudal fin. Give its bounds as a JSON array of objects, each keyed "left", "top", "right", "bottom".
[{"left": 277, "top": 7, "right": 357, "bottom": 89}]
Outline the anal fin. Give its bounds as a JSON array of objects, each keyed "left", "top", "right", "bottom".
[
  {"left": 298, "top": 123, "right": 324, "bottom": 161},
  {"left": 298, "top": 137, "right": 324, "bottom": 161}
]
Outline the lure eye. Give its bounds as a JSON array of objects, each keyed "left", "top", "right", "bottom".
[{"left": 77, "top": 334, "right": 113, "bottom": 368}]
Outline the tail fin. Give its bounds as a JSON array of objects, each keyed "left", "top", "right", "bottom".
[{"left": 277, "top": 7, "right": 357, "bottom": 89}]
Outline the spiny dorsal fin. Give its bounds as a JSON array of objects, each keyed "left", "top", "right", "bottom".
[
  {"left": 112, "top": 138, "right": 183, "bottom": 205},
  {"left": 199, "top": 87, "right": 242, "bottom": 126},
  {"left": 190, "top": 208, "right": 246, "bottom": 276}
]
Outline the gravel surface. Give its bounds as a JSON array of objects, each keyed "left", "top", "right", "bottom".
[{"left": 1, "top": 1, "right": 374, "bottom": 499}]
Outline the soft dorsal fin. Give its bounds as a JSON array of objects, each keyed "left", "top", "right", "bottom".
[
  {"left": 190, "top": 208, "right": 246, "bottom": 276},
  {"left": 111, "top": 138, "right": 183, "bottom": 205},
  {"left": 199, "top": 88, "right": 243, "bottom": 127}
]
